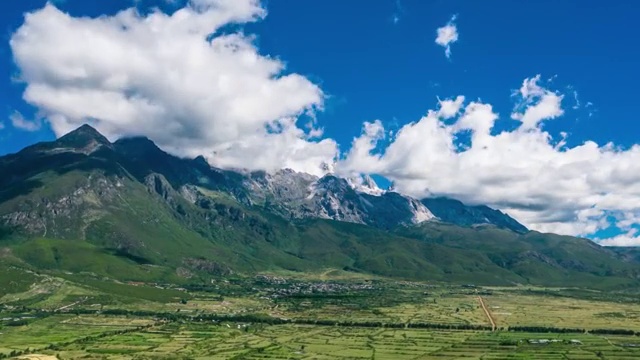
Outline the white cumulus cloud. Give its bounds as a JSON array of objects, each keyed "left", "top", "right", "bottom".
[
  {"left": 10, "top": 111, "right": 42, "bottom": 132},
  {"left": 337, "top": 75, "right": 640, "bottom": 243},
  {"left": 511, "top": 75, "right": 564, "bottom": 130},
  {"left": 437, "top": 95, "right": 465, "bottom": 119},
  {"left": 435, "top": 15, "right": 459, "bottom": 59},
  {"left": 598, "top": 229, "right": 640, "bottom": 247},
  {"left": 10, "top": 0, "right": 337, "bottom": 176}
]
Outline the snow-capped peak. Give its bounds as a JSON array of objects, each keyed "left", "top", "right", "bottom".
[{"left": 347, "top": 174, "right": 386, "bottom": 196}]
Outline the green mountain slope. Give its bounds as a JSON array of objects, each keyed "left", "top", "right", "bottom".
[
  {"left": 397, "top": 222, "right": 639, "bottom": 288},
  {"left": 610, "top": 247, "right": 640, "bottom": 264},
  {"left": 0, "top": 125, "right": 637, "bottom": 288}
]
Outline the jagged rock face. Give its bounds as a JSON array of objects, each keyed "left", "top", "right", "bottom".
[
  {"left": 244, "top": 169, "right": 318, "bottom": 207},
  {"left": 239, "top": 172, "right": 435, "bottom": 229},
  {"left": 236, "top": 170, "right": 529, "bottom": 231},
  {"left": 108, "top": 133, "right": 524, "bottom": 231}
]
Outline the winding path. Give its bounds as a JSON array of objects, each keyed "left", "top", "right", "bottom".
[
  {"left": 55, "top": 297, "right": 87, "bottom": 312},
  {"left": 477, "top": 296, "right": 496, "bottom": 331}
]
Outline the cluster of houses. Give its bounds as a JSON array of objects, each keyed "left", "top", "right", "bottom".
[
  {"left": 253, "top": 275, "right": 376, "bottom": 299},
  {"left": 527, "top": 339, "right": 582, "bottom": 345}
]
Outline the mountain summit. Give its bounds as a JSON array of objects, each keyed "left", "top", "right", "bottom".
[
  {"left": 15, "top": 124, "right": 112, "bottom": 156},
  {"left": 56, "top": 124, "right": 111, "bottom": 147}
]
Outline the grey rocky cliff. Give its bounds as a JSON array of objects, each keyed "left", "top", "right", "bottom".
[{"left": 235, "top": 170, "right": 435, "bottom": 229}]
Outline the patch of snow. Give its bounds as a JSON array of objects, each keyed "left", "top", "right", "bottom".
[
  {"left": 347, "top": 174, "right": 386, "bottom": 196},
  {"left": 327, "top": 193, "right": 341, "bottom": 211},
  {"left": 410, "top": 200, "right": 436, "bottom": 223},
  {"left": 307, "top": 182, "right": 318, "bottom": 200}
]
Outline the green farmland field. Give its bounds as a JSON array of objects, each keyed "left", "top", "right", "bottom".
[
  {"left": 2, "top": 319, "right": 640, "bottom": 359},
  {"left": 2, "top": 271, "right": 640, "bottom": 359}
]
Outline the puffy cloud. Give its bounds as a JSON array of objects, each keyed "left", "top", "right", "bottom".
[
  {"left": 435, "top": 15, "right": 459, "bottom": 58},
  {"left": 511, "top": 75, "right": 564, "bottom": 130},
  {"left": 598, "top": 229, "right": 640, "bottom": 247},
  {"left": 10, "top": 111, "right": 41, "bottom": 132},
  {"left": 339, "top": 120, "right": 386, "bottom": 178},
  {"left": 204, "top": 117, "right": 338, "bottom": 176},
  {"left": 454, "top": 102, "right": 497, "bottom": 140},
  {"left": 337, "top": 76, "right": 640, "bottom": 241},
  {"left": 10, "top": 0, "right": 336, "bottom": 176},
  {"left": 437, "top": 95, "right": 465, "bottom": 119}
]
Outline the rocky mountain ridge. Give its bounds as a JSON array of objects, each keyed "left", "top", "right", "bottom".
[
  {"left": 101, "top": 124, "right": 525, "bottom": 232},
  {"left": 1, "top": 125, "right": 526, "bottom": 233},
  {"left": 0, "top": 125, "right": 638, "bottom": 287}
]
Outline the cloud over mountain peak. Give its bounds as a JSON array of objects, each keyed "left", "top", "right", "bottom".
[{"left": 11, "top": 0, "right": 337, "bottom": 177}]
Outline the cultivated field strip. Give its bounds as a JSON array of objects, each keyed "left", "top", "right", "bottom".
[
  {"left": 3, "top": 278, "right": 640, "bottom": 359},
  {"left": 3, "top": 316, "right": 640, "bottom": 359},
  {"left": 485, "top": 293, "right": 640, "bottom": 331}
]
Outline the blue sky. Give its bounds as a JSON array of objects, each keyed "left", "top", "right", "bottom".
[
  {"left": 2, "top": 0, "right": 638, "bottom": 153},
  {"left": 255, "top": 0, "right": 637, "bottom": 149},
  {"left": 1, "top": 0, "right": 639, "bottom": 245}
]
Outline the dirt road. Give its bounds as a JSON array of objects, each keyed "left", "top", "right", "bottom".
[
  {"left": 55, "top": 297, "right": 87, "bottom": 312},
  {"left": 477, "top": 296, "right": 496, "bottom": 331}
]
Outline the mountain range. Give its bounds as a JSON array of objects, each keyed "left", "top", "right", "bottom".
[{"left": 0, "top": 125, "right": 638, "bottom": 288}]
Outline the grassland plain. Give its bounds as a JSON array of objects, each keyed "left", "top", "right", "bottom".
[{"left": 2, "top": 272, "right": 640, "bottom": 359}]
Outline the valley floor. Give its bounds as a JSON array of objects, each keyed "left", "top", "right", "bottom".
[{"left": 2, "top": 270, "right": 640, "bottom": 359}]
